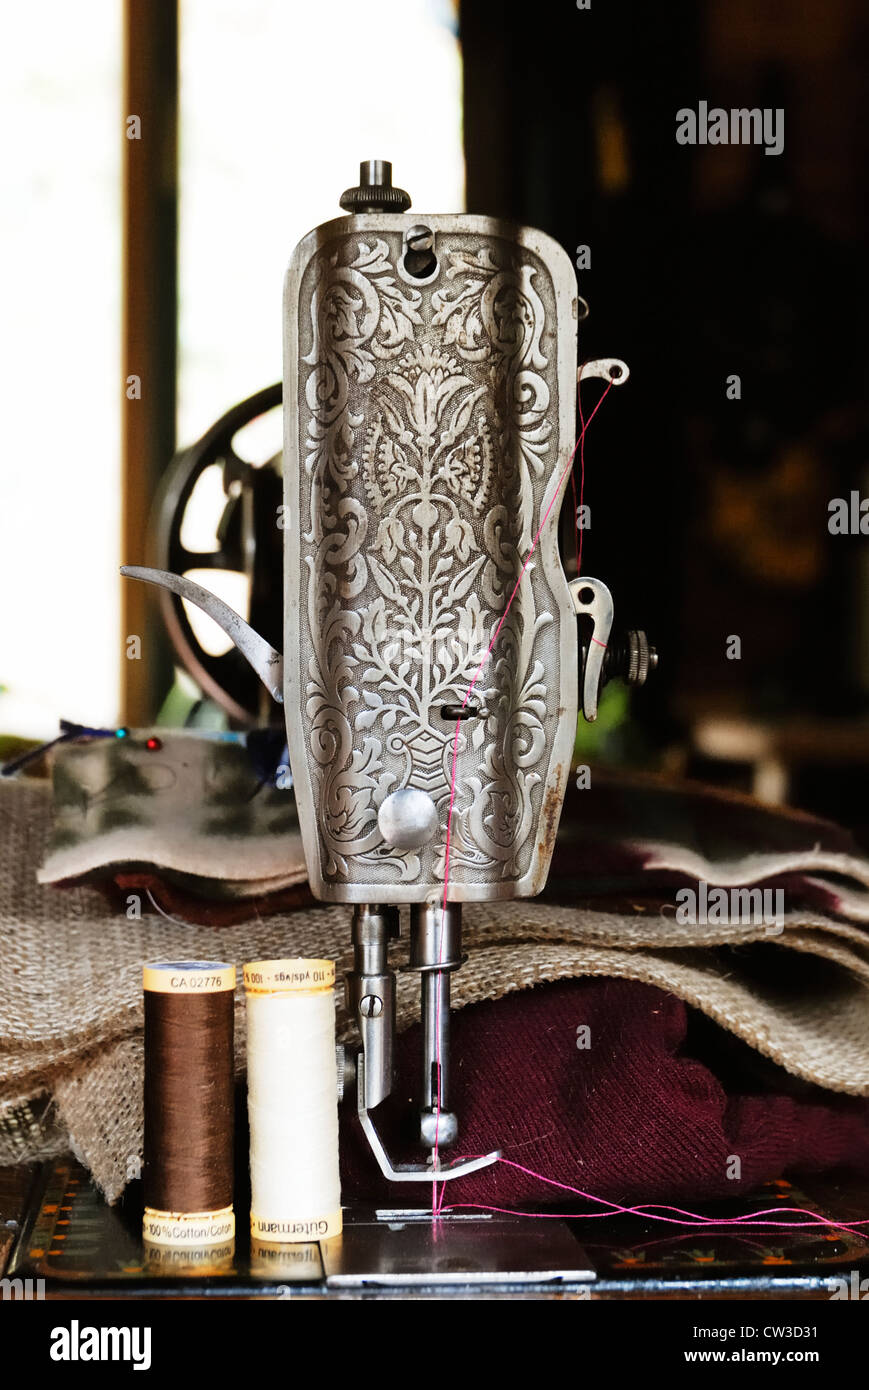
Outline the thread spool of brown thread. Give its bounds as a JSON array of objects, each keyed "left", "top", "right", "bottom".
[{"left": 142, "top": 961, "right": 236, "bottom": 1246}]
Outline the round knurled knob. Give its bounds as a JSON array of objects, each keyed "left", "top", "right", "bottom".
[
  {"left": 630, "top": 630, "right": 651, "bottom": 686},
  {"left": 599, "top": 629, "right": 657, "bottom": 687},
  {"left": 340, "top": 159, "right": 411, "bottom": 214}
]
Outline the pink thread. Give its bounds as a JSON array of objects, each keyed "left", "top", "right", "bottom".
[
  {"left": 568, "top": 363, "right": 594, "bottom": 579},
  {"left": 577, "top": 365, "right": 588, "bottom": 576},
  {"left": 431, "top": 375, "right": 614, "bottom": 1214},
  {"left": 442, "top": 1157, "right": 869, "bottom": 1236}
]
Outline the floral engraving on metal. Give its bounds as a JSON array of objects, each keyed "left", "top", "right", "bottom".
[{"left": 284, "top": 217, "right": 577, "bottom": 901}]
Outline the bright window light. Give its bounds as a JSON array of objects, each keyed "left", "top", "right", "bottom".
[
  {"left": 178, "top": 0, "right": 465, "bottom": 444},
  {"left": 0, "top": 2, "right": 122, "bottom": 737}
]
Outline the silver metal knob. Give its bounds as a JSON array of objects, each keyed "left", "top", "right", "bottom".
[
  {"left": 377, "top": 788, "right": 439, "bottom": 851},
  {"left": 339, "top": 159, "right": 411, "bottom": 213}
]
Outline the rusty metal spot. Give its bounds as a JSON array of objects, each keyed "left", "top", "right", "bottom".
[{"left": 538, "top": 773, "right": 566, "bottom": 859}]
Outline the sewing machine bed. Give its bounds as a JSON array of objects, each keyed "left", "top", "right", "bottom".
[{"left": 4, "top": 1157, "right": 866, "bottom": 1300}]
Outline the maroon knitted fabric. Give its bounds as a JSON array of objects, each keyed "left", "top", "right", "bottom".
[{"left": 340, "top": 978, "right": 869, "bottom": 1208}]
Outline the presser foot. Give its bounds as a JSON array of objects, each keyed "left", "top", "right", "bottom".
[{"left": 356, "top": 1055, "right": 500, "bottom": 1184}]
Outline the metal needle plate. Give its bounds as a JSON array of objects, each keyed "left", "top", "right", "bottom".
[{"left": 321, "top": 1210, "right": 595, "bottom": 1287}]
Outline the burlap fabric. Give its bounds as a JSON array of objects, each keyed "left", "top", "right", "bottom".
[{"left": 2, "top": 777, "right": 869, "bottom": 1201}]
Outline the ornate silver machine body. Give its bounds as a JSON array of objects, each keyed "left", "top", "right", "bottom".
[
  {"left": 123, "top": 161, "right": 652, "bottom": 1185},
  {"left": 286, "top": 210, "right": 579, "bottom": 903}
]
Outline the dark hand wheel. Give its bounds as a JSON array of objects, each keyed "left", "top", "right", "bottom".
[{"left": 150, "top": 382, "right": 283, "bottom": 726}]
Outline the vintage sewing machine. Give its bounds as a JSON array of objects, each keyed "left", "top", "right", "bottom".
[{"left": 122, "top": 161, "right": 655, "bottom": 1279}]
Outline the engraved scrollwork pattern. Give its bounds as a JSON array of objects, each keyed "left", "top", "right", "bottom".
[{"left": 297, "top": 235, "right": 562, "bottom": 887}]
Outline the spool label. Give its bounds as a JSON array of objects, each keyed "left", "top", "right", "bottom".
[
  {"left": 249, "top": 1239, "right": 323, "bottom": 1281},
  {"left": 250, "top": 1209, "right": 342, "bottom": 1242},
  {"left": 143, "top": 962, "right": 236, "bottom": 994},
  {"left": 143, "top": 1207, "right": 236, "bottom": 1246},
  {"left": 243, "top": 958, "right": 335, "bottom": 993},
  {"left": 143, "top": 1240, "right": 236, "bottom": 1275}
]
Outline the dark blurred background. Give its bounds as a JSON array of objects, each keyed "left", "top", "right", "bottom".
[{"left": 463, "top": 0, "right": 869, "bottom": 832}]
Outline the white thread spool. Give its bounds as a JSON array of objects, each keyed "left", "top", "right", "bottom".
[{"left": 243, "top": 958, "right": 342, "bottom": 1241}]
